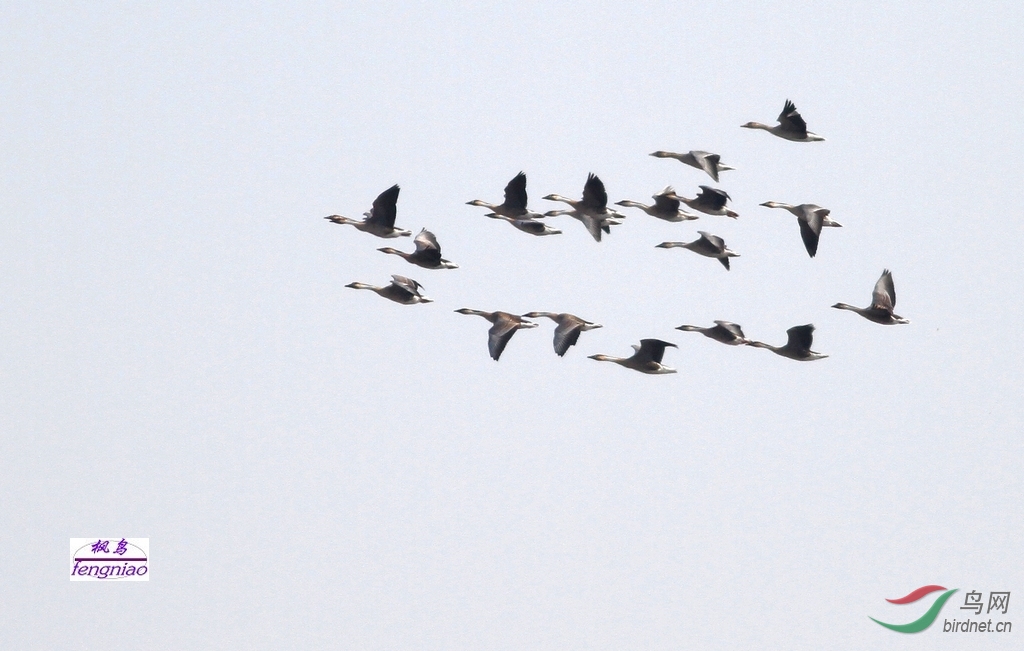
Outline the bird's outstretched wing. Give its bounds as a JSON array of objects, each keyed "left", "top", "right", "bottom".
[
  {"left": 366, "top": 184, "right": 401, "bottom": 227},
  {"left": 503, "top": 172, "right": 528, "bottom": 212}
]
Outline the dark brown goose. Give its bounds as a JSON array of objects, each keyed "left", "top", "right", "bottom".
[
  {"left": 748, "top": 324, "right": 828, "bottom": 361},
  {"left": 325, "top": 184, "right": 411, "bottom": 238},
  {"left": 741, "top": 100, "right": 825, "bottom": 142},
  {"left": 467, "top": 172, "right": 545, "bottom": 220},
  {"left": 676, "top": 321, "right": 750, "bottom": 345},
  {"left": 543, "top": 173, "right": 625, "bottom": 242},
  {"left": 454, "top": 309, "right": 538, "bottom": 361},
  {"left": 589, "top": 339, "right": 677, "bottom": 374},
  {"left": 522, "top": 312, "right": 603, "bottom": 356},
  {"left": 678, "top": 186, "right": 739, "bottom": 218},
  {"left": 378, "top": 229, "right": 459, "bottom": 269}
]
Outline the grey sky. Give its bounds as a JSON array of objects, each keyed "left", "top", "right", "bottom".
[{"left": 1, "top": 2, "right": 1022, "bottom": 649}]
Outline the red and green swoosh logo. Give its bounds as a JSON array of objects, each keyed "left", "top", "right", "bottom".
[{"left": 870, "top": 585, "right": 958, "bottom": 633}]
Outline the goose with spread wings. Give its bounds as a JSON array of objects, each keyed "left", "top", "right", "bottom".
[
  {"left": 656, "top": 231, "right": 740, "bottom": 270},
  {"left": 454, "top": 309, "right": 538, "bottom": 361},
  {"left": 325, "top": 184, "right": 411, "bottom": 238},
  {"left": 759, "top": 201, "right": 842, "bottom": 258},
  {"left": 467, "top": 172, "right": 546, "bottom": 221},
  {"left": 345, "top": 275, "right": 432, "bottom": 305},
  {"left": 678, "top": 186, "right": 739, "bottom": 218},
  {"left": 742, "top": 100, "right": 825, "bottom": 142},
  {"left": 543, "top": 173, "right": 625, "bottom": 242},
  {"left": 589, "top": 339, "right": 678, "bottom": 374},
  {"left": 378, "top": 229, "right": 459, "bottom": 269},
  {"left": 522, "top": 312, "right": 603, "bottom": 357},
  {"left": 832, "top": 270, "right": 910, "bottom": 325},
  {"left": 676, "top": 321, "right": 750, "bottom": 345},
  {"left": 649, "top": 150, "right": 735, "bottom": 182},
  {"left": 615, "top": 186, "right": 700, "bottom": 222},
  {"left": 748, "top": 324, "right": 828, "bottom": 361}
]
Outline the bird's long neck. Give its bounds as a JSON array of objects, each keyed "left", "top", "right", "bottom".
[
  {"left": 616, "top": 200, "right": 650, "bottom": 210},
  {"left": 831, "top": 303, "right": 860, "bottom": 313},
  {"left": 545, "top": 195, "right": 576, "bottom": 206},
  {"left": 346, "top": 282, "right": 379, "bottom": 291},
  {"left": 325, "top": 215, "right": 359, "bottom": 225},
  {"left": 378, "top": 248, "right": 409, "bottom": 260},
  {"left": 467, "top": 200, "right": 497, "bottom": 209}
]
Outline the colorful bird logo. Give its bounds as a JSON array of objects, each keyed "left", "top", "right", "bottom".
[{"left": 870, "top": 585, "right": 958, "bottom": 633}]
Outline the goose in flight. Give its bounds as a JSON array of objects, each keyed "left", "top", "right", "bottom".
[
  {"left": 454, "top": 309, "right": 538, "bottom": 361},
  {"left": 543, "top": 173, "right": 626, "bottom": 242},
  {"left": 649, "top": 150, "right": 735, "bottom": 182},
  {"left": 589, "top": 339, "right": 677, "bottom": 374},
  {"left": 522, "top": 312, "right": 603, "bottom": 357},
  {"left": 467, "top": 172, "right": 545, "bottom": 220},
  {"left": 832, "top": 270, "right": 910, "bottom": 325},
  {"left": 748, "top": 324, "right": 828, "bottom": 361},
  {"left": 759, "top": 201, "right": 842, "bottom": 258},
  {"left": 678, "top": 186, "right": 739, "bottom": 218},
  {"left": 676, "top": 321, "right": 750, "bottom": 345},
  {"left": 741, "top": 100, "right": 825, "bottom": 142},
  {"left": 615, "top": 186, "right": 700, "bottom": 222},
  {"left": 486, "top": 214, "right": 562, "bottom": 236},
  {"left": 325, "top": 184, "right": 412, "bottom": 238},
  {"left": 378, "top": 229, "right": 459, "bottom": 269},
  {"left": 345, "top": 275, "right": 432, "bottom": 305},
  {"left": 656, "top": 232, "right": 740, "bottom": 270}
]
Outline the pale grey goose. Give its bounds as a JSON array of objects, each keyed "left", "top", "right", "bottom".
[
  {"left": 742, "top": 100, "right": 825, "bottom": 142},
  {"left": 656, "top": 231, "right": 740, "bottom": 270},
  {"left": 759, "top": 201, "right": 842, "bottom": 258},
  {"left": 345, "top": 275, "right": 432, "bottom": 305},
  {"left": 543, "top": 173, "right": 625, "bottom": 242},
  {"left": 649, "top": 150, "right": 735, "bottom": 182},
  {"left": 832, "top": 270, "right": 910, "bottom": 325},
  {"left": 615, "top": 186, "right": 700, "bottom": 222}
]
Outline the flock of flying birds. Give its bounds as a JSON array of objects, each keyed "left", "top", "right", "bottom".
[{"left": 328, "top": 101, "right": 910, "bottom": 374}]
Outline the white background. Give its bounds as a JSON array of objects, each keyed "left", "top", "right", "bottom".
[{"left": 1, "top": 2, "right": 1021, "bottom": 649}]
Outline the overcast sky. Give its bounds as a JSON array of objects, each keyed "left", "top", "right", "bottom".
[{"left": 1, "top": 2, "right": 1022, "bottom": 649}]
